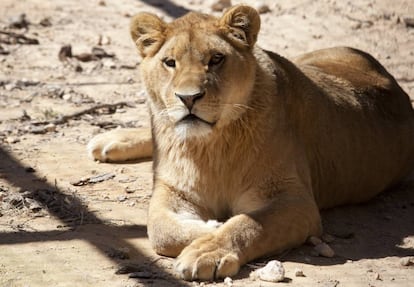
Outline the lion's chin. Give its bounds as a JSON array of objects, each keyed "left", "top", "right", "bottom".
[{"left": 174, "top": 115, "right": 214, "bottom": 140}]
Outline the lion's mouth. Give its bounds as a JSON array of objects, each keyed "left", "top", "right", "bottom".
[{"left": 179, "top": 114, "right": 215, "bottom": 126}]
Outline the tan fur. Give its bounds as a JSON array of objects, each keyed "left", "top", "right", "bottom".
[{"left": 87, "top": 5, "right": 414, "bottom": 281}]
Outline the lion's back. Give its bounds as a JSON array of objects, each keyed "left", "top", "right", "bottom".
[{"left": 290, "top": 47, "right": 414, "bottom": 208}]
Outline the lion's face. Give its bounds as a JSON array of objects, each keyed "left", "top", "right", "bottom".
[{"left": 130, "top": 6, "right": 261, "bottom": 139}]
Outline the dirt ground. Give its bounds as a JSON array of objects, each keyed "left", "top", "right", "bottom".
[{"left": 1, "top": 0, "right": 414, "bottom": 286}]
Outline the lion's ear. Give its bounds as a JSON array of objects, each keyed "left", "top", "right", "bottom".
[
  {"left": 130, "top": 12, "right": 166, "bottom": 57},
  {"left": 219, "top": 5, "right": 261, "bottom": 49}
]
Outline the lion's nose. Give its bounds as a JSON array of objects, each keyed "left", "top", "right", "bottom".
[{"left": 175, "top": 91, "right": 205, "bottom": 110}]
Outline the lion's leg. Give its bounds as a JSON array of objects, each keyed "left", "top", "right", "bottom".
[
  {"left": 174, "top": 189, "right": 322, "bottom": 281},
  {"left": 87, "top": 128, "right": 152, "bottom": 162},
  {"left": 147, "top": 182, "right": 221, "bottom": 258}
]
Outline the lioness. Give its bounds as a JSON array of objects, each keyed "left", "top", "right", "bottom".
[{"left": 88, "top": 5, "right": 414, "bottom": 281}]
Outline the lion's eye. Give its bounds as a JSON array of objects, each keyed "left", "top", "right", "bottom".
[
  {"left": 209, "top": 53, "right": 225, "bottom": 66},
  {"left": 163, "top": 58, "right": 176, "bottom": 68}
]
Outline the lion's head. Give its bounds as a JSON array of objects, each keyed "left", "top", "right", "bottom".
[{"left": 130, "top": 5, "right": 261, "bottom": 139}]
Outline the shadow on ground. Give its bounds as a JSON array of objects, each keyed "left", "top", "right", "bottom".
[
  {"left": 139, "top": 0, "right": 190, "bottom": 18},
  {"left": 0, "top": 146, "right": 186, "bottom": 286}
]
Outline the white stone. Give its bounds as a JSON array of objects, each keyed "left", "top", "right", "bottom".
[
  {"left": 250, "top": 260, "right": 285, "bottom": 282},
  {"left": 224, "top": 276, "right": 233, "bottom": 286}
]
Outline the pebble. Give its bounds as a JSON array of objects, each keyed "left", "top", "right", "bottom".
[
  {"left": 0, "top": 45, "right": 9, "bottom": 55},
  {"left": 403, "top": 17, "right": 414, "bottom": 28},
  {"left": 399, "top": 257, "right": 413, "bottom": 266},
  {"left": 294, "top": 268, "right": 305, "bottom": 277},
  {"left": 98, "top": 34, "right": 111, "bottom": 46},
  {"left": 255, "top": 1, "right": 271, "bottom": 14},
  {"left": 117, "top": 195, "right": 128, "bottom": 202},
  {"left": 103, "top": 59, "right": 116, "bottom": 69},
  {"left": 45, "top": 123, "right": 56, "bottom": 132},
  {"left": 224, "top": 277, "right": 233, "bottom": 286},
  {"left": 250, "top": 260, "right": 285, "bottom": 282},
  {"left": 5, "top": 136, "right": 20, "bottom": 144},
  {"left": 314, "top": 242, "right": 335, "bottom": 258},
  {"left": 125, "top": 186, "right": 137, "bottom": 194},
  {"left": 25, "top": 198, "right": 42, "bottom": 212},
  {"left": 8, "top": 13, "right": 30, "bottom": 29},
  {"left": 211, "top": 0, "right": 231, "bottom": 12},
  {"left": 39, "top": 17, "right": 52, "bottom": 27},
  {"left": 373, "top": 272, "right": 381, "bottom": 280}
]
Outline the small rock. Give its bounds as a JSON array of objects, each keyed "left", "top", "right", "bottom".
[
  {"left": 75, "top": 53, "right": 98, "bottom": 62},
  {"left": 103, "top": 59, "right": 116, "bottom": 69},
  {"left": 5, "top": 136, "right": 20, "bottom": 144},
  {"left": 314, "top": 242, "right": 335, "bottom": 258},
  {"left": 403, "top": 17, "right": 414, "bottom": 28},
  {"left": 25, "top": 166, "right": 36, "bottom": 173},
  {"left": 9, "top": 13, "right": 30, "bottom": 29},
  {"left": 308, "top": 235, "right": 322, "bottom": 246},
  {"left": 91, "top": 46, "right": 115, "bottom": 59},
  {"left": 255, "top": 1, "right": 271, "bottom": 14},
  {"left": 45, "top": 123, "right": 56, "bottom": 132},
  {"left": 0, "top": 45, "right": 10, "bottom": 55},
  {"left": 45, "top": 85, "right": 64, "bottom": 98},
  {"left": 224, "top": 276, "right": 233, "bottom": 286},
  {"left": 97, "top": 34, "right": 111, "bottom": 46},
  {"left": 294, "top": 268, "right": 305, "bottom": 277},
  {"left": 24, "top": 198, "right": 42, "bottom": 212},
  {"left": 117, "top": 195, "right": 127, "bottom": 202},
  {"left": 373, "top": 272, "right": 382, "bottom": 280},
  {"left": 39, "top": 17, "right": 52, "bottom": 27},
  {"left": 211, "top": 0, "right": 231, "bottom": 12},
  {"left": 58, "top": 45, "right": 72, "bottom": 61},
  {"left": 4, "top": 83, "right": 15, "bottom": 91},
  {"left": 125, "top": 186, "right": 137, "bottom": 194},
  {"left": 62, "top": 93, "right": 72, "bottom": 101},
  {"left": 74, "top": 64, "right": 83, "bottom": 72},
  {"left": 250, "top": 260, "right": 285, "bottom": 282},
  {"left": 399, "top": 257, "right": 414, "bottom": 266}
]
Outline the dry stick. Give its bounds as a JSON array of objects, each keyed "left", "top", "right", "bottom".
[
  {"left": 0, "top": 30, "right": 39, "bottom": 44},
  {"left": 32, "top": 102, "right": 135, "bottom": 126}
]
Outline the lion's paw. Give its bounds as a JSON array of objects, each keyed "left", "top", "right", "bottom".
[
  {"left": 87, "top": 131, "right": 124, "bottom": 162},
  {"left": 174, "top": 234, "right": 240, "bottom": 281},
  {"left": 87, "top": 128, "right": 152, "bottom": 162}
]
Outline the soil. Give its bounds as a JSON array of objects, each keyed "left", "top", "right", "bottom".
[{"left": 0, "top": 0, "right": 413, "bottom": 286}]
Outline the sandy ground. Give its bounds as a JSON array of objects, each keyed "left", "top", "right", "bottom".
[{"left": 1, "top": 0, "right": 414, "bottom": 286}]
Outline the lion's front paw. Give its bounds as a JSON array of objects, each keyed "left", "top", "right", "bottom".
[
  {"left": 174, "top": 234, "right": 240, "bottom": 281},
  {"left": 87, "top": 128, "right": 152, "bottom": 162},
  {"left": 87, "top": 130, "right": 129, "bottom": 162}
]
